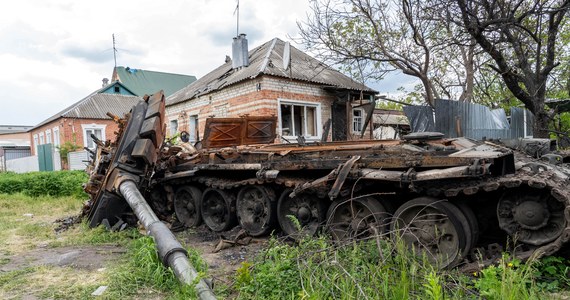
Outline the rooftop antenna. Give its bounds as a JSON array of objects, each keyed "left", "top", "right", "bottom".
[
  {"left": 234, "top": 0, "right": 239, "bottom": 36},
  {"left": 112, "top": 34, "right": 118, "bottom": 68}
]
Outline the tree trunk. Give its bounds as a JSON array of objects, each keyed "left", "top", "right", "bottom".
[{"left": 533, "top": 109, "right": 550, "bottom": 138}]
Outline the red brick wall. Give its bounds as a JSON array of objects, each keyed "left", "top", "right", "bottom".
[
  {"left": 166, "top": 76, "right": 336, "bottom": 141},
  {"left": 30, "top": 118, "right": 120, "bottom": 156}
]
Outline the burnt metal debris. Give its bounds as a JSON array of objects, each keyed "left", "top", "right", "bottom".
[{"left": 83, "top": 92, "right": 570, "bottom": 279}]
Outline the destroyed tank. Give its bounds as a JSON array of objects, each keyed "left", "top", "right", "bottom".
[{"left": 83, "top": 91, "right": 570, "bottom": 269}]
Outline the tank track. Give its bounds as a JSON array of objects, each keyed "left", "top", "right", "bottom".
[
  {"left": 413, "top": 164, "right": 570, "bottom": 267},
  {"left": 158, "top": 162, "right": 570, "bottom": 269}
]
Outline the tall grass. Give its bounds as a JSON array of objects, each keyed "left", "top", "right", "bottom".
[
  {"left": 104, "top": 236, "right": 205, "bottom": 299},
  {"left": 233, "top": 233, "right": 554, "bottom": 300}
]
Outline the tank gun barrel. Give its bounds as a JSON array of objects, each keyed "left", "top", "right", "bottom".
[{"left": 119, "top": 180, "right": 216, "bottom": 300}]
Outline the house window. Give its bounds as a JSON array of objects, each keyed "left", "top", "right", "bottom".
[
  {"left": 33, "top": 134, "right": 39, "bottom": 154},
  {"left": 45, "top": 129, "right": 52, "bottom": 144},
  {"left": 39, "top": 132, "right": 45, "bottom": 145},
  {"left": 170, "top": 120, "right": 178, "bottom": 136},
  {"left": 114, "top": 86, "right": 120, "bottom": 93},
  {"left": 81, "top": 124, "right": 106, "bottom": 149},
  {"left": 279, "top": 100, "right": 320, "bottom": 139},
  {"left": 353, "top": 109, "right": 363, "bottom": 133},
  {"left": 53, "top": 126, "right": 60, "bottom": 148},
  {"left": 188, "top": 115, "right": 198, "bottom": 142}
]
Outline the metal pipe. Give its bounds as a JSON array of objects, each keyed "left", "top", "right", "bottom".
[
  {"left": 119, "top": 180, "right": 216, "bottom": 300},
  {"left": 360, "top": 166, "right": 470, "bottom": 181}
]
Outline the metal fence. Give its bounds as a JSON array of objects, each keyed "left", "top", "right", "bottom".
[
  {"left": 68, "top": 150, "right": 90, "bottom": 171},
  {"left": 405, "top": 99, "right": 534, "bottom": 140},
  {"left": 0, "top": 147, "right": 32, "bottom": 172}
]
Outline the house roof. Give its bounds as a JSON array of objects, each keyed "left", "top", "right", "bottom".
[
  {"left": 112, "top": 66, "right": 197, "bottom": 97},
  {"left": 167, "top": 38, "right": 376, "bottom": 106},
  {"left": 32, "top": 89, "right": 141, "bottom": 130},
  {"left": 0, "top": 125, "right": 33, "bottom": 134},
  {"left": 100, "top": 80, "right": 137, "bottom": 96},
  {"left": 373, "top": 109, "right": 409, "bottom": 126}
]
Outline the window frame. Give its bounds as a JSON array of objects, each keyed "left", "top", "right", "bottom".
[
  {"left": 33, "top": 134, "right": 39, "bottom": 154},
  {"left": 52, "top": 126, "right": 60, "bottom": 148},
  {"left": 81, "top": 124, "right": 106, "bottom": 150},
  {"left": 277, "top": 99, "right": 321, "bottom": 140},
  {"left": 45, "top": 129, "right": 52, "bottom": 144},
  {"left": 170, "top": 119, "right": 178, "bottom": 136},
  {"left": 188, "top": 115, "right": 198, "bottom": 143},
  {"left": 39, "top": 132, "right": 45, "bottom": 145},
  {"left": 352, "top": 108, "right": 364, "bottom": 134}
]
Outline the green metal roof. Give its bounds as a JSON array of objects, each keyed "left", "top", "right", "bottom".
[{"left": 113, "top": 66, "right": 197, "bottom": 97}]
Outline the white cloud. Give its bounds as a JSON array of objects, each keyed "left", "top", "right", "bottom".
[{"left": 1, "top": 0, "right": 402, "bottom": 126}]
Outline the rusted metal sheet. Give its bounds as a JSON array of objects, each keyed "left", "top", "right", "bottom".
[
  {"left": 202, "top": 118, "right": 244, "bottom": 148},
  {"left": 202, "top": 116, "right": 277, "bottom": 148},
  {"left": 243, "top": 116, "right": 277, "bottom": 145}
]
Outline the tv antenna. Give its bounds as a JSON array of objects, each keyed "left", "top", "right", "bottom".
[{"left": 112, "top": 34, "right": 118, "bottom": 68}]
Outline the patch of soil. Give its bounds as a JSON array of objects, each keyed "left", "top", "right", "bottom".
[
  {"left": 175, "top": 225, "right": 269, "bottom": 286},
  {"left": 0, "top": 245, "right": 125, "bottom": 272}
]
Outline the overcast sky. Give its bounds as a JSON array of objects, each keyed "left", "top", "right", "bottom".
[{"left": 0, "top": 0, "right": 415, "bottom": 126}]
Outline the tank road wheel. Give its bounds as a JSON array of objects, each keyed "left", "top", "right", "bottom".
[
  {"left": 497, "top": 187, "right": 566, "bottom": 246},
  {"left": 236, "top": 185, "right": 277, "bottom": 237},
  {"left": 326, "top": 196, "right": 388, "bottom": 241},
  {"left": 456, "top": 202, "right": 479, "bottom": 250},
  {"left": 277, "top": 189, "right": 327, "bottom": 239},
  {"left": 174, "top": 186, "right": 202, "bottom": 228},
  {"left": 201, "top": 188, "right": 237, "bottom": 232},
  {"left": 391, "top": 197, "right": 472, "bottom": 268}
]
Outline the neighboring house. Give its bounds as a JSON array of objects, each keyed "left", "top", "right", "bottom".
[
  {"left": 29, "top": 88, "right": 141, "bottom": 169},
  {"left": 373, "top": 109, "right": 410, "bottom": 140},
  {"left": 110, "top": 66, "right": 197, "bottom": 97},
  {"left": 0, "top": 125, "right": 33, "bottom": 147},
  {"left": 24, "top": 67, "right": 195, "bottom": 171},
  {"left": 99, "top": 80, "right": 138, "bottom": 96},
  {"left": 0, "top": 125, "right": 33, "bottom": 172},
  {"left": 166, "top": 35, "right": 377, "bottom": 143}
]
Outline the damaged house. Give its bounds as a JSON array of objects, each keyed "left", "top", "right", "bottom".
[{"left": 165, "top": 35, "right": 377, "bottom": 143}]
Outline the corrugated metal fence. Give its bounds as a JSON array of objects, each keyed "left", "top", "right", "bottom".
[
  {"left": 68, "top": 150, "right": 90, "bottom": 171},
  {"left": 404, "top": 99, "right": 534, "bottom": 140},
  {"left": 0, "top": 147, "right": 31, "bottom": 172}
]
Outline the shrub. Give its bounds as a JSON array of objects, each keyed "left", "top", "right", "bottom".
[
  {"left": 0, "top": 172, "right": 25, "bottom": 194},
  {"left": 0, "top": 171, "right": 88, "bottom": 199}
]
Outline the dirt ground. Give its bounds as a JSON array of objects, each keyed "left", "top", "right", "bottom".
[
  {"left": 0, "top": 218, "right": 267, "bottom": 299},
  {"left": 0, "top": 244, "right": 125, "bottom": 273}
]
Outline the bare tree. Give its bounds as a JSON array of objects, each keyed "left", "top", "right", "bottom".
[
  {"left": 298, "top": 0, "right": 479, "bottom": 106},
  {"left": 456, "top": 0, "right": 570, "bottom": 137}
]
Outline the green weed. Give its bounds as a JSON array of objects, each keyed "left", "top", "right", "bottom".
[
  {"left": 473, "top": 253, "right": 540, "bottom": 300},
  {"left": 233, "top": 234, "right": 458, "bottom": 300},
  {"left": 535, "top": 256, "right": 570, "bottom": 292},
  {"left": 104, "top": 236, "right": 198, "bottom": 299}
]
